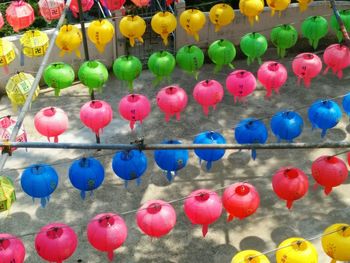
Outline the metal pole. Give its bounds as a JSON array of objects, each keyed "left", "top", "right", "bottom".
[{"left": 329, "top": 0, "right": 350, "bottom": 48}]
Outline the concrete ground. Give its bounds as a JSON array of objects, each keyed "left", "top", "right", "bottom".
[{"left": 0, "top": 45, "right": 350, "bottom": 263}]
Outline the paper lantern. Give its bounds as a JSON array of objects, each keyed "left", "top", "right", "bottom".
[
  {"left": 87, "top": 213, "right": 128, "bottom": 261},
  {"left": 239, "top": 0, "right": 264, "bottom": 25},
  {"left": 154, "top": 140, "right": 189, "bottom": 181},
  {"left": 130, "top": 0, "right": 150, "bottom": 7},
  {"left": 292, "top": 53, "right": 322, "bottom": 88},
  {"left": 156, "top": 85, "right": 188, "bottom": 122},
  {"left": 0, "top": 116, "right": 27, "bottom": 153},
  {"left": 151, "top": 11, "right": 177, "bottom": 46},
  {"left": 176, "top": 45, "right": 204, "bottom": 79},
  {"left": 20, "top": 30, "right": 49, "bottom": 64},
  {"left": 35, "top": 223, "right": 78, "bottom": 262},
  {"left": 118, "top": 94, "right": 151, "bottom": 129},
  {"left": 193, "top": 79, "right": 224, "bottom": 115},
  {"left": 231, "top": 250, "right": 270, "bottom": 263},
  {"left": 38, "top": 0, "right": 65, "bottom": 22},
  {"left": 21, "top": 164, "right": 58, "bottom": 207},
  {"left": 0, "top": 38, "right": 16, "bottom": 74},
  {"left": 87, "top": 19, "right": 115, "bottom": 53},
  {"left": 0, "top": 176, "right": 16, "bottom": 213},
  {"left": 208, "top": 39, "right": 236, "bottom": 72},
  {"left": 70, "top": 0, "right": 94, "bottom": 17},
  {"left": 322, "top": 223, "right": 350, "bottom": 263},
  {"left": 270, "top": 111, "right": 304, "bottom": 142},
  {"left": 147, "top": 51, "right": 176, "bottom": 85},
  {"left": 5, "top": 72, "right": 40, "bottom": 110},
  {"left": 184, "top": 189, "right": 222, "bottom": 237},
  {"left": 308, "top": 100, "right": 342, "bottom": 137},
  {"left": 331, "top": 9, "right": 350, "bottom": 42},
  {"left": 240, "top": 32, "right": 268, "bottom": 65},
  {"left": 69, "top": 157, "right": 105, "bottom": 199},
  {"left": 298, "top": 0, "right": 313, "bottom": 12},
  {"left": 112, "top": 150, "right": 147, "bottom": 187},
  {"left": 55, "top": 24, "right": 82, "bottom": 58},
  {"left": 271, "top": 24, "right": 298, "bottom": 58},
  {"left": 209, "top": 4, "right": 235, "bottom": 32},
  {"left": 43, "top": 62, "right": 75, "bottom": 96},
  {"left": 222, "top": 183, "right": 260, "bottom": 221},
  {"left": 78, "top": 60, "right": 108, "bottom": 94},
  {"left": 136, "top": 200, "right": 176, "bottom": 238},
  {"left": 276, "top": 238, "right": 318, "bottom": 263},
  {"left": 323, "top": 44, "right": 350, "bottom": 79},
  {"left": 179, "top": 9, "right": 206, "bottom": 41},
  {"left": 267, "top": 0, "right": 290, "bottom": 16},
  {"left": 166, "top": 0, "right": 178, "bottom": 6},
  {"left": 0, "top": 11, "right": 4, "bottom": 29},
  {"left": 0, "top": 234, "right": 25, "bottom": 263},
  {"left": 101, "top": 0, "right": 126, "bottom": 11},
  {"left": 342, "top": 93, "right": 350, "bottom": 119},
  {"left": 119, "top": 15, "right": 146, "bottom": 47},
  {"left": 6, "top": 1, "right": 35, "bottom": 32},
  {"left": 311, "top": 155, "right": 348, "bottom": 195},
  {"left": 301, "top": 16, "right": 328, "bottom": 49},
  {"left": 193, "top": 131, "right": 226, "bottom": 170},
  {"left": 257, "top": 61, "right": 287, "bottom": 98},
  {"left": 225, "top": 70, "right": 256, "bottom": 103},
  {"left": 113, "top": 55, "right": 142, "bottom": 91}
]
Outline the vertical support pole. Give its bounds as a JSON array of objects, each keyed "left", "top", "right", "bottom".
[{"left": 329, "top": 0, "right": 350, "bottom": 48}]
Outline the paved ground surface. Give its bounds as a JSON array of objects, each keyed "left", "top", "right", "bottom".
[{"left": 0, "top": 43, "right": 350, "bottom": 263}]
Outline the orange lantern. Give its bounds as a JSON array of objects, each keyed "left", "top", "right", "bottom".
[
  {"left": 130, "top": 0, "right": 150, "bottom": 7},
  {"left": 6, "top": 1, "right": 35, "bottom": 32},
  {"left": 38, "top": 0, "right": 65, "bottom": 22},
  {"left": 0, "top": 11, "right": 4, "bottom": 30}
]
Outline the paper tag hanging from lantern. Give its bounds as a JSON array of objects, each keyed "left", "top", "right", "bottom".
[
  {"left": 56, "top": 24, "right": 82, "bottom": 58},
  {"left": 6, "top": 1, "right": 35, "bottom": 32},
  {"left": 20, "top": 30, "right": 49, "bottom": 66},
  {"left": 88, "top": 19, "right": 115, "bottom": 53},
  {"left": 0, "top": 38, "right": 16, "bottom": 75},
  {"left": 38, "top": 0, "right": 65, "bottom": 22},
  {"left": 0, "top": 11, "right": 4, "bottom": 29},
  {"left": 0, "top": 116, "right": 27, "bottom": 153},
  {"left": 0, "top": 176, "right": 16, "bottom": 213}
]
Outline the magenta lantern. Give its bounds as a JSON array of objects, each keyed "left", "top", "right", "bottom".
[
  {"left": 0, "top": 234, "right": 25, "bottom": 263},
  {"left": 35, "top": 223, "right": 78, "bottom": 263},
  {"left": 87, "top": 213, "right": 128, "bottom": 261},
  {"left": 225, "top": 70, "right": 256, "bottom": 103},
  {"left": 193, "top": 79, "right": 224, "bottom": 115},
  {"left": 136, "top": 200, "right": 176, "bottom": 238},
  {"left": 222, "top": 183, "right": 260, "bottom": 222},
  {"left": 156, "top": 85, "right": 188, "bottom": 122},
  {"left": 184, "top": 189, "right": 222, "bottom": 237},
  {"left": 323, "top": 44, "right": 350, "bottom": 79},
  {"left": 292, "top": 53, "right": 322, "bottom": 88},
  {"left": 257, "top": 61, "right": 288, "bottom": 98},
  {"left": 80, "top": 100, "right": 113, "bottom": 137},
  {"left": 0, "top": 11, "right": 4, "bottom": 29},
  {"left": 118, "top": 94, "right": 151, "bottom": 130},
  {"left": 69, "top": 0, "right": 94, "bottom": 17},
  {"left": 0, "top": 116, "right": 27, "bottom": 152},
  {"left": 34, "top": 107, "right": 68, "bottom": 143},
  {"left": 6, "top": 1, "right": 35, "bottom": 32},
  {"left": 101, "top": 0, "right": 126, "bottom": 11},
  {"left": 311, "top": 155, "right": 348, "bottom": 195},
  {"left": 38, "top": 0, "right": 65, "bottom": 22}
]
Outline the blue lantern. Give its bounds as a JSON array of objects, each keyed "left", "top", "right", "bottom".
[
  {"left": 235, "top": 118, "right": 268, "bottom": 160},
  {"left": 21, "top": 164, "right": 58, "bottom": 207},
  {"left": 112, "top": 150, "right": 147, "bottom": 187},
  {"left": 270, "top": 111, "right": 304, "bottom": 142},
  {"left": 342, "top": 93, "right": 350, "bottom": 119},
  {"left": 193, "top": 131, "right": 226, "bottom": 170},
  {"left": 308, "top": 100, "right": 342, "bottom": 137},
  {"left": 68, "top": 157, "right": 105, "bottom": 200},
  {"left": 154, "top": 140, "right": 189, "bottom": 182}
]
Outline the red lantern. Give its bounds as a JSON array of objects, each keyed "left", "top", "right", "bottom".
[
  {"left": 0, "top": 234, "right": 26, "bottom": 263},
  {"left": 130, "top": 0, "right": 150, "bottom": 7},
  {"left": 38, "top": 0, "right": 65, "bottom": 22},
  {"left": 101, "top": 0, "right": 126, "bottom": 11},
  {"left": 0, "top": 11, "right": 4, "bottom": 30},
  {"left": 272, "top": 167, "right": 309, "bottom": 209},
  {"left": 87, "top": 213, "right": 128, "bottom": 261},
  {"left": 35, "top": 223, "right": 78, "bottom": 263},
  {"left": 311, "top": 156, "right": 348, "bottom": 195},
  {"left": 292, "top": 52, "right": 322, "bottom": 88},
  {"left": 69, "top": 0, "right": 94, "bottom": 17},
  {"left": 222, "top": 183, "right": 260, "bottom": 221},
  {"left": 323, "top": 44, "right": 350, "bottom": 79},
  {"left": 6, "top": 1, "right": 35, "bottom": 32}
]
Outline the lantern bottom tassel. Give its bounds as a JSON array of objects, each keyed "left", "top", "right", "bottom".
[
  {"left": 227, "top": 214, "right": 234, "bottom": 222},
  {"left": 166, "top": 171, "right": 173, "bottom": 182},
  {"left": 206, "top": 161, "right": 212, "bottom": 171},
  {"left": 80, "top": 190, "right": 86, "bottom": 200},
  {"left": 324, "top": 186, "right": 333, "bottom": 196},
  {"left": 107, "top": 250, "right": 114, "bottom": 261},
  {"left": 202, "top": 224, "right": 209, "bottom": 237},
  {"left": 251, "top": 149, "right": 257, "bottom": 160},
  {"left": 286, "top": 200, "right": 294, "bottom": 209},
  {"left": 40, "top": 197, "right": 49, "bottom": 208}
]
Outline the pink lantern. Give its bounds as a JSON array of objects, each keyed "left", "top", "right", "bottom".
[
  {"left": 38, "top": 0, "right": 65, "bottom": 22},
  {"left": 323, "top": 44, "right": 350, "bottom": 79},
  {"left": 34, "top": 107, "right": 68, "bottom": 143},
  {"left": 225, "top": 70, "right": 256, "bottom": 103},
  {"left": 292, "top": 52, "right": 322, "bottom": 88},
  {"left": 184, "top": 189, "right": 222, "bottom": 237},
  {"left": 136, "top": 200, "right": 176, "bottom": 238},
  {"left": 0, "top": 233, "right": 25, "bottom": 263},
  {"left": 35, "top": 223, "right": 78, "bottom": 263},
  {"left": 0, "top": 116, "right": 27, "bottom": 152},
  {"left": 69, "top": 0, "right": 94, "bottom": 17},
  {"left": 156, "top": 85, "right": 188, "bottom": 122},
  {"left": 0, "top": 11, "right": 4, "bottom": 30},
  {"left": 257, "top": 61, "right": 288, "bottom": 98},
  {"left": 6, "top": 1, "right": 35, "bottom": 32},
  {"left": 193, "top": 79, "right": 224, "bottom": 116},
  {"left": 118, "top": 94, "right": 151, "bottom": 130},
  {"left": 80, "top": 100, "right": 113, "bottom": 137},
  {"left": 101, "top": 0, "right": 126, "bottom": 11},
  {"left": 222, "top": 183, "right": 260, "bottom": 221},
  {"left": 87, "top": 213, "right": 128, "bottom": 261}
]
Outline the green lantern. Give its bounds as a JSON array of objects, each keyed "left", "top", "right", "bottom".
[
  {"left": 113, "top": 55, "right": 142, "bottom": 92},
  {"left": 44, "top": 62, "right": 75, "bottom": 96},
  {"left": 147, "top": 51, "right": 176, "bottom": 86},
  {"left": 0, "top": 176, "right": 16, "bottom": 213},
  {"left": 301, "top": 16, "right": 328, "bottom": 49},
  {"left": 208, "top": 39, "right": 236, "bottom": 72},
  {"left": 176, "top": 45, "right": 204, "bottom": 79},
  {"left": 78, "top": 60, "right": 108, "bottom": 94},
  {"left": 271, "top": 24, "right": 298, "bottom": 58},
  {"left": 240, "top": 32, "right": 267, "bottom": 65},
  {"left": 331, "top": 9, "right": 350, "bottom": 42}
]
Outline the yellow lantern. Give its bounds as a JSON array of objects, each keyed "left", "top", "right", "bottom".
[
  {"left": 276, "top": 237, "right": 318, "bottom": 263},
  {"left": 87, "top": 19, "right": 115, "bottom": 53},
  {"left": 179, "top": 9, "right": 206, "bottom": 42},
  {"left": 20, "top": 30, "right": 49, "bottom": 61},
  {"left": 55, "top": 24, "right": 82, "bottom": 58},
  {"left": 0, "top": 38, "right": 16, "bottom": 74},
  {"left": 239, "top": 0, "right": 264, "bottom": 26},
  {"left": 322, "top": 223, "right": 350, "bottom": 263},
  {"left": 0, "top": 176, "right": 16, "bottom": 213},
  {"left": 119, "top": 15, "right": 146, "bottom": 47},
  {"left": 209, "top": 3, "right": 235, "bottom": 32},
  {"left": 151, "top": 11, "right": 177, "bottom": 46},
  {"left": 297, "top": 0, "right": 313, "bottom": 12},
  {"left": 231, "top": 250, "right": 270, "bottom": 263},
  {"left": 266, "top": 0, "right": 291, "bottom": 16}
]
